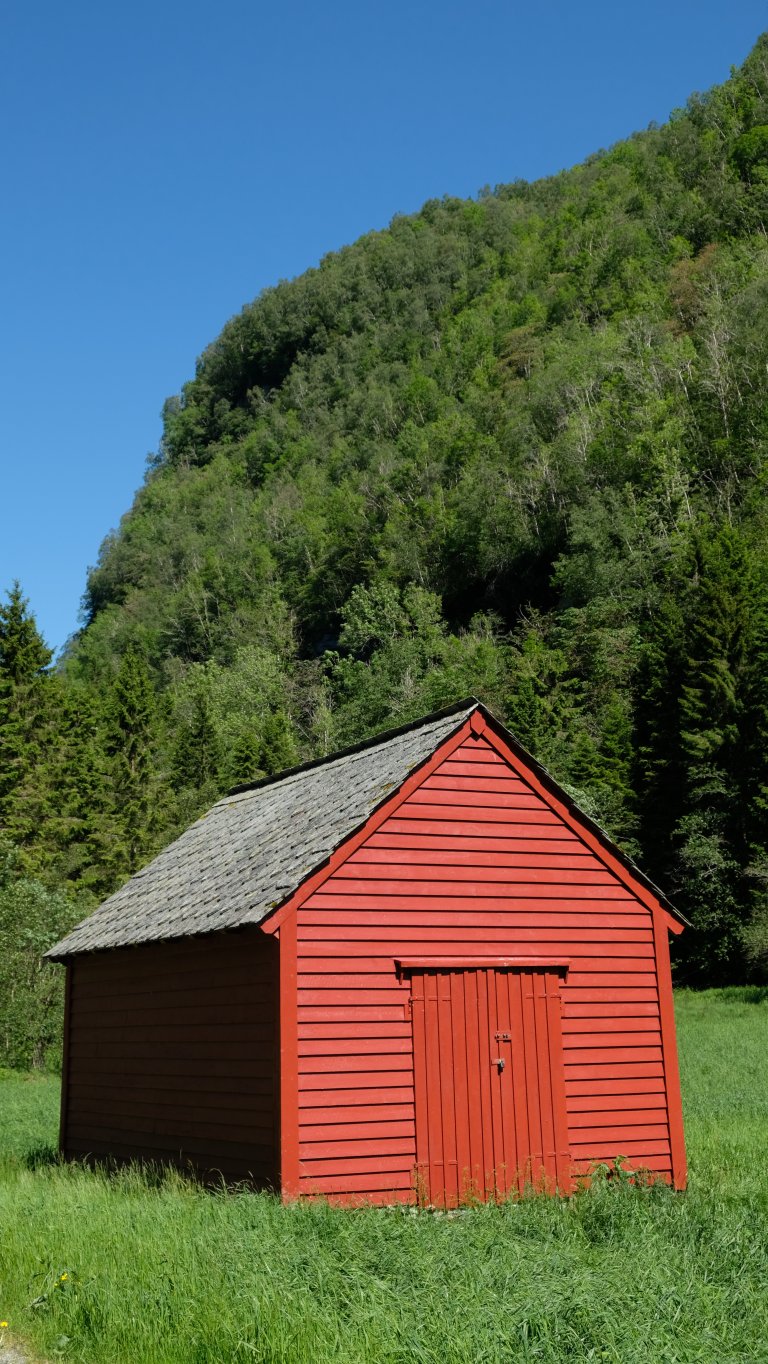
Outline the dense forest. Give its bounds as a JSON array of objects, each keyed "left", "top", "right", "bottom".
[{"left": 4, "top": 40, "right": 768, "bottom": 1062}]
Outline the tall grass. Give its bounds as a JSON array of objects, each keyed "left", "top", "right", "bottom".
[{"left": 0, "top": 990, "right": 766, "bottom": 1363}]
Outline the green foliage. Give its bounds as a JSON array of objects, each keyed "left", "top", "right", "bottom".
[
  {"left": 731, "top": 124, "right": 768, "bottom": 181},
  {"left": 633, "top": 527, "right": 768, "bottom": 980},
  {"left": 106, "top": 645, "right": 161, "bottom": 877},
  {"left": 0, "top": 583, "right": 54, "bottom": 855},
  {"left": 8, "top": 41, "right": 768, "bottom": 984},
  {"left": 0, "top": 992, "right": 767, "bottom": 1362},
  {"left": 0, "top": 582, "right": 52, "bottom": 684},
  {"left": 0, "top": 841, "right": 81, "bottom": 1070}
]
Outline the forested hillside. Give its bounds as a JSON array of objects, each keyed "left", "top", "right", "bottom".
[{"left": 4, "top": 39, "right": 768, "bottom": 1028}]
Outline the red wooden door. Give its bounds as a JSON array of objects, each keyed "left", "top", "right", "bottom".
[{"left": 409, "top": 966, "right": 571, "bottom": 1205}]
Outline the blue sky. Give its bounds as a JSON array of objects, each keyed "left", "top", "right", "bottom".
[{"left": 1, "top": 1, "right": 765, "bottom": 654}]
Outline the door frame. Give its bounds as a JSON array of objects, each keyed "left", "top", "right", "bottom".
[
  {"left": 401, "top": 958, "right": 571, "bottom": 1203},
  {"left": 397, "top": 956, "right": 570, "bottom": 974}
]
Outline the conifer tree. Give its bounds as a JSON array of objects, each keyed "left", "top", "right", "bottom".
[
  {"left": 107, "top": 644, "right": 158, "bottom": 875},
  {"left": 674, "top": 529, "right": 750, "bottom": 979},
  {"left": 171, "top": 665, "right": 222, "bottom": 792},
  {"left": 0, "top": 582, "right": 53, "bottom": 683},
  {"left": 226, "top": 730, "right": 264, "bottom": 788},
  {"left": 737, "top": 560, "right": 768, "bottom": 976},
  {"left": 43, "top": 679, "right": 114, "bottom": 894},
  {"left": 636, "top": 528, "right": 755, "bottom": 981},
  {"left": 505, "top": 674, "right": 543, "bottom": 754},
  {"left": 259, "top": 710, "right": 299, "bottom": 775},
  {"left": 0, "top": 583, "right": 54, "bottom": 855}
]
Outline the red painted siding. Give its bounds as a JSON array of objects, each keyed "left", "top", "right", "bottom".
[
  {"left": 63, "top": 929, "right": 278, "bottom": 1184},
  {"left": 293, "top": 731, "right": 677, "bottom": 1201}
]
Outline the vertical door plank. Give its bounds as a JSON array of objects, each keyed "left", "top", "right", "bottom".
[
  {"left": 484, "top": 969, "right": 504, "bottom": 1198},
  {"left": 521, "top": 973, "right": 544, "bottom": 1189},
  {"left": 423, "top": 972, "right": 445, "bottom": 1205},
  {"left": 437, "top": 970, "right": 458, "bottom": 1206},
  {"left": 532, "top": 970, "right": 557, "bottom": 1190},
  {"left": 463, "top": 968, "right": 485, "bottom": 1199},
  {"left": 475, "top": 968, "right": 496, "bottom": 1197},
  {"left": 493, "top": 968, "right": 513, "bottom": 1198},
  {"left": 450, "top": 969, "right": 472, "bottom": 1202},
  {"left": 508, "top": 968, "right": 529, "bottom": 1196}
]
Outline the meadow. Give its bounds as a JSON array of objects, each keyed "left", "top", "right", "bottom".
[{"left": 0, "top": 989, "right": 767, "bottom": 1364}]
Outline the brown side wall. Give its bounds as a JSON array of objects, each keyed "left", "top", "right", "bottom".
[{"left": 61, "top": 928, "right": 278, "bottom": 1185}]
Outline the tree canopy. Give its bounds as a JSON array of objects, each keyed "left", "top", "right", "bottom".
[{"left": 6, "top": 38, "right": 768, "bottom": 1037}]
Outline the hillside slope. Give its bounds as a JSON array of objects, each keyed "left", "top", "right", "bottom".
[{"left": 7, "top": 38, "right": 768, "bottom": 985}]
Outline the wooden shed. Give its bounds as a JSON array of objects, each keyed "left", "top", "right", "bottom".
[{"left": 48, "top": 700, "right": 687, "bottom": 1204}]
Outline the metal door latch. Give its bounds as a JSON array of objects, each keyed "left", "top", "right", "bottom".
[
  {"left": 494, "top": 1031, "right": 512, "bottom": 1042},
  {"left": 493, "top": 1057, "right": 505, "bottom": 1073}
]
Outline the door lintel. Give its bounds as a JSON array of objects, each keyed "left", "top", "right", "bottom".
[{"left": 396, "top": 957, "right": 570, "bottom": 977}]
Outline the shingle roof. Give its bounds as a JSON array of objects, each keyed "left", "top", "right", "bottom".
[{"left": 46, "top": 700, "right": 477, "bottom": 959}]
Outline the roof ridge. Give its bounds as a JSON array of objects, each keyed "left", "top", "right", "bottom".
[
  {"left": 45, "top": 695, "right": 687, "bottom": 960},
  {"left": 223, "top": 696, "right": 480, "bottom": 800}
]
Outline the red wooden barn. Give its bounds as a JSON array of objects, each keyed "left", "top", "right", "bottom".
[{"left": 48, "top": 700, "right": 687, "bottom": 1204}]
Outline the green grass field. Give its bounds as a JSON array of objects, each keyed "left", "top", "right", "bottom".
[{"left": 0, "top": 989, "right": 767, "bottom": 1364}]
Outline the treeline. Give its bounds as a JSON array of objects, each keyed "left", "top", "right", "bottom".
[{"left": 4, "top": 41, "right": 768, "bottom": 1066}]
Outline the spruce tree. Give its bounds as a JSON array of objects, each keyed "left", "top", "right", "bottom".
[
  {"left": 636, "top": 528, "right": 754, "bottom": 982},
  {"left": 736, "top": 559, "right": 768, "bottom": 976},
  {"left": 0, "top": 582, "right": 53, "bottom": 683},
  {"left": 171, "top": 665, "right": 222, "bottom": 792},
  {"left": 674, "top": 530, "right": 749, "bottom": 979},
  {"left": 43, "top": 679, "right": 114, "bottom": 894},
  {"left": 0, "top": 583, "right": 54, "bottom": 856},
  {"left": 106, "top": 644, "right": 158, "bottom": 875},
  {"left": 259, "top": 710, "right": 299, "bottom": 775}
]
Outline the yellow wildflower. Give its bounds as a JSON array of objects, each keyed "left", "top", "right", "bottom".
[
  {"left": 60, "top": 1273, "right": 68, "bottom": 1281},
  {"left": 0, "top": 1321, "right": 8, "bottom": 1328}
]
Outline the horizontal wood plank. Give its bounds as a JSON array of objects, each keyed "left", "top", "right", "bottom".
[
  {"left": 350, "top": 847, "right": 609, "bottom": 870},
  {"left": 564, "top": 1062, "right": 665, "bottom": 1080},
  {"left": 565, "top": 1077, "right": 666, "bottom": 1097},
  {"left": 406, "top": 789, "right": 550, "bottom": 811},
  {"left": 298, "top": 1037, "right": 412, "bottom": 1057},
  {"left": 298, "top": 1070, "right": 414, "bottom": 1091},
  {"left": 300, "top": 1023, "right": 411, "bottom": 1040},
  {"left": 299, "top": 1171, "right": 413, "bottom": 1194},
  {"left": 333, "top": 862, "right": 618, "bottom": 885},
  {"left": 298, "top": 913, "right": 651, "bottom": 931},
  {"left": 299, "top": 1087, "right": 413, "bottom": 1108},
  {"left": 299, "top": 1054, "right": 412, "bottom": 1075},
  {"left": 568, "top": 1106, "right": 668, "bottom": 1125},
  {"left": 566, "top": 1123, "right": 669, "bottom": 1144},
  {"left": 299, "top": 1154, "right": 414, "bottom": 1176},
  {"left": 365, "top": 833, "right": 587, "bottom": 855},
  {"left": 304, "top": 894, "right": 640, "bottom": 915},
  {"left": 300, "top": 1137, "right": 416, "bottom": 1159},
  {"left": 571, "top": 1155, "right": 671, "bottom": 1175},
  {"left": 561, "top": 1031, "right": 662, "bottom": 1050},
  {"left": 380, "top": 817, "right": 575, "bottom": 840},
  {"left": 68, "top": 1084, "right": 274, "bottom": 1114},
  {"left": 570, "top": 1139, "right": 671, "bottom": 1158}
]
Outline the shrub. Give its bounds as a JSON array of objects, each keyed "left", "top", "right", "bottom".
[{"left": 0, "top": 841, "right": 81, "bottom": 1070}]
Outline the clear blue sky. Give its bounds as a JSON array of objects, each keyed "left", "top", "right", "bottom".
[{"left": 1, "top": 1, "right": 765, "bottom": 654}]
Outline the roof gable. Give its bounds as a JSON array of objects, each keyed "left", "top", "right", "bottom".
[
  {"left": 47, "top": 701, "right": 477, "bottom": 959},
  {"left": 261, "top": 706, "right": 686, "bottom": 936},
  {"left": 472, "top": 712, "right": 686, "bottom": 933},
  {"left": 47, "top": 699, "right": 684, "bottom": 960}
]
